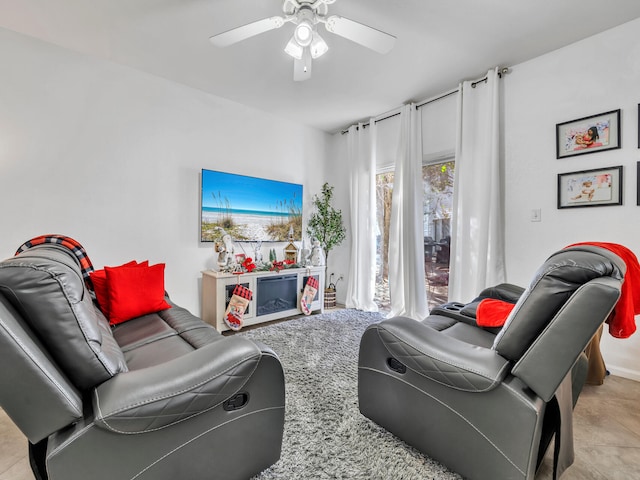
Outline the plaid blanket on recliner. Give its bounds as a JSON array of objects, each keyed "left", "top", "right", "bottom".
[{"left": 15, "top": 234, "right": 95, "bottom": 292}]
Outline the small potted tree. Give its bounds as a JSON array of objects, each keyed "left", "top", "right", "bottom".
[{"left": 306, "top": 183, "right": 346, "bottom": 308}]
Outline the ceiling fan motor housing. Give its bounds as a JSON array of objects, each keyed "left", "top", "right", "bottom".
[{"left": 294, "top": 7, "right": 316, "bottom": 46}]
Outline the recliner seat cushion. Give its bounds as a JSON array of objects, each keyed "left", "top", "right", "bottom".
[
  {"left": 112, "top": 299, "right": 225, "bottom": 370},
  {"left": 0, "top": 245, "right": 127, "bottom": 389}
]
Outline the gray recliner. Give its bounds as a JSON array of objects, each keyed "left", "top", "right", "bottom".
[
  {"left": 0, "top": 244, "right": 285, "bottom": 480},
  {"left": 358, "top": 245, "right": 624, "bottom": 480}
]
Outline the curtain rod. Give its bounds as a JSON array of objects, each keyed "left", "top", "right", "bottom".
[
  {"left": 471, "top": 67, "right": 510, "bottom": 88},
  {"left": 471, "top": 77, "right": 487, "bottom": 88},
  {"left": 340, "top": 107, "right": 401, "bottom": 134},
  {"left": 414, "top": 88, "right": 459, "bottom": 109},
  {"left": 340, "top": 66, "right": 510, "bottom": 134},
  {"left": 339, "top": 90, "right": 453, "bottom": 135},
  {"left": 339, "top": 86, "right": 465, "bottom": 135}
]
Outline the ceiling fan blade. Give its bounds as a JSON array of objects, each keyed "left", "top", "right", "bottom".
[
  {"left": 210, "top": 16, "right": 285, "bottom": 47},
  {"left": 324, "top": 15, "right": 396, "bottom": 54},
  {"left": 293, "top": 51, "right": 312, "bottom": 82}
]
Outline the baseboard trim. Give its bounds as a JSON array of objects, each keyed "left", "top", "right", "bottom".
[{"left": 607, "top": 365, "right": 640, "bottom": 382}]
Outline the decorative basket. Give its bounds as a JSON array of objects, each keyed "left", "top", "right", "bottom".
[{"left": 324, "top": 288, "right": 336, "bottom": 309}]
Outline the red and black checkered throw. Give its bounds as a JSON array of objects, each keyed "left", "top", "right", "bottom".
[{"left": 15, "top": 234, "right": 95, "bottom": 291}]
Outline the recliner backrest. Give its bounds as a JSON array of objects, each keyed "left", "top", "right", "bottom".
[
  {"left": 493, "top": 247, "right": 624, "bottom": 362},
  {"left": 0, "top": 245, "right": 127, "bottom": 390},
  {"left": 511, "top": 275, "right": 621, "bottom": 401},
  {"left": 0, "top": 295, "right": 83, "bottom": 442}
]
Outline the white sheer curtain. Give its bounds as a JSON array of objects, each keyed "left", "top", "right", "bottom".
[
  {"left": 345, "top": 121, "right": 378, "bottom": 311},
  {"left": 449, "top": 67, "right": 506, "bottom": 302},
  {"left": 387, "top": 104, "right": 428, "bottom": 319}
]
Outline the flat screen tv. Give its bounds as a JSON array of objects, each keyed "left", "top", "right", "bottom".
[{"left": 201, "top": 169, "right": 303, "bottom": 242}]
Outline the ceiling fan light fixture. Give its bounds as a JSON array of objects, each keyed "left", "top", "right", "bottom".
[
  {"left": 310, "top": 31, "right": 328, "bottom": 58},
  {"left": 210, "top": 0, "right": 397, "bottom": 82},
  {"left": 294, "top": 20, "right": 313, "bottom": 47},
  {"left": 284, "top": 36, "right": 304, "bottom": 59}
]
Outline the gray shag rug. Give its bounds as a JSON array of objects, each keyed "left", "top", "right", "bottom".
[{"left": 236, "top": 309, "right": 462, "bottom": 480}]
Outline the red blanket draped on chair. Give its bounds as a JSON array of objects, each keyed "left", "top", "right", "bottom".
[
  {"left": 476, "top": 242, "right": 640, "bottom": 338},
  {"left": 566, "top": 242, "right": 640, "bottom": 338}
]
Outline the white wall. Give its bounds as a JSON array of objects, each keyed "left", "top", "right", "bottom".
[
  {"left": 0, "top": 27, "right": 329, "bottom": 315},
  {"left": 503, "top": 17, "right": 640, "bottom": 380}
]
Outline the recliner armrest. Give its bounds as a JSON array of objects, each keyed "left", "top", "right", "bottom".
[
  {"left": 93, "top": 336, "right": 265, "bottom": 433},
  {"left": 372, "top": 316, "right": 511, "bottom": 392}
]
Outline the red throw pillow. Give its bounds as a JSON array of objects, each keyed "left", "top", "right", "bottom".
[
  {"left": 476, "top": 298, "right": 516, "bottom": 328},
  {"left": 90, "top": 260, "right": 143, "bottom": 315},
  {"left": 105, "top": 263, "right": 171, "bottom": 325}
]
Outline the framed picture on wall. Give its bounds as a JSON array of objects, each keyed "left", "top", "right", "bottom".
[
  {"left": 556, "top": 109, "right": 621, "bottom": 159},
  {"left": 557, "top": 165, "right": 623, "bottom": 209}
]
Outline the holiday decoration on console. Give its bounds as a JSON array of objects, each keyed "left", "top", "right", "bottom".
[
  {"left": 224, "top": 284, "right": 253, "bottom": 331},
  {"left": 300, "top": 276, "right": 319, "bottom": 315}
]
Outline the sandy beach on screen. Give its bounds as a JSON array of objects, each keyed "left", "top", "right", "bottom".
[{"left": 203, "top": 211, "right": 291, "bottom": 240}]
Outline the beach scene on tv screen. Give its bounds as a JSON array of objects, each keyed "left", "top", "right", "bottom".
[{"left": 201, "top": 170, "right": 303, "bottom": 242}]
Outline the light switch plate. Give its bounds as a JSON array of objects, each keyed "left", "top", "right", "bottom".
[{"left": 530, "top": 209, "right": 541, "bottom": 222}]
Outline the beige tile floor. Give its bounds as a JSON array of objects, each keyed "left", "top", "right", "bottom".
[{"left": 1, "top": 375, "right": 639, "bottom": 479}]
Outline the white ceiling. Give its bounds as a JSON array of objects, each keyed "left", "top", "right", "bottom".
[{"left": 2, "top": 0, "right": 640, "bottom": 133}]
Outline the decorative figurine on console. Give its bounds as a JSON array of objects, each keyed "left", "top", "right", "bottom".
[
  {"left": 300, "top": 238, "right": 311, "bottom": 267},
  {"left": 253, "top": 241, "right": 263, "bottom": 266},
  {"left": 215, "top": 230, "right": 236, "bottom": 272},
  {"left": 310, "top": 238, "right": 325, "bottom": 266},
  {"left": 284, "top": 226, "right": 299, "bottom": 263}
]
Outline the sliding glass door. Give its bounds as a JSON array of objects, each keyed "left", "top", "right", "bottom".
[
  {"left": 374, "top": 171, "right": 394, "bottom": 312},
  {"left": 374, "top": 160, "right": 454, "bottom": 312},
  {"left": 422, "top": 160, "right": 454, "bottom": 307}
]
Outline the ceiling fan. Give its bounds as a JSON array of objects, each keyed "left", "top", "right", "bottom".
[{"left": 209, "top": 0, "right": 396, "bottom": 81}]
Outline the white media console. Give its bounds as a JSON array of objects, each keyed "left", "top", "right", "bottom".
[{"left": 201, "top": 266, "right": 325, "bottom": 332}]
